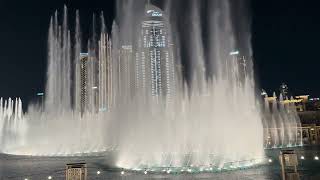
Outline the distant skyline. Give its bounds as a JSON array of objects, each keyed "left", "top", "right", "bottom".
[{"left": 0, "top": 0, "right": 320, "bottom": 108}]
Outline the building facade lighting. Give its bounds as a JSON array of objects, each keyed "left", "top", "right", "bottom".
[{"left": 229, "top": 51, "right": 239, "bottom": 55}]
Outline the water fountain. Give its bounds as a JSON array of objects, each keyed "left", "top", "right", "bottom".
[
  {"left": 0, "top": 0, "right": 301, "bottom": 173},
  {"left": 0, "top": 98, "right": 26, "bottom": 153},
  {"left": 263, "top": 93, "right": 302, "bottom": 148}
]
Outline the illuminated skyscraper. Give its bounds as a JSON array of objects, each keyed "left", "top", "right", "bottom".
[
  {"left": 136, "top": 4, "right": 175, "bottom": 102},
  {"left": 78, "top": 51, "right": 98, "bottom": 115},
  {"left": 80, "top": 53, "right": 89, "bottom": 115}
]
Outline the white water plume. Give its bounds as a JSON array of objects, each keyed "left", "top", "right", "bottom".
[
  {"left": 0, "top": 0, "right": 301, "bottom": 171},
  {"left": 263, "top": 93, "right": 302, "bottom": 148}
]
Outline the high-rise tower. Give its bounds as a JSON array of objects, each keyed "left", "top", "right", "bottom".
[
  {"left": 136, "top": 4, "right": 175, "bottom": 102},
  {"left": 79, "top": 52, "right": 98, "bottom": 115},
  {"left": 80, "top": 53, "right": 89, "bottom": 115}
]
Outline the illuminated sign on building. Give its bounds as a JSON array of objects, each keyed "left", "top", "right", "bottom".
[{"left": 147, "top": 10, "right": 162, "bottom": 17}]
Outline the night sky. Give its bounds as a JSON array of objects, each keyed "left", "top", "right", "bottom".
[{"left": 0, "top": 0, "right": 319, "bottom": 107}]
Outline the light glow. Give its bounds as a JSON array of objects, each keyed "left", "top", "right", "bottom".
[
  {"left": 37, "top": 92, "right": 44, "bottom": 96},
  {"left": 229, "top": 51, "right": 239, "bottom": 55}
]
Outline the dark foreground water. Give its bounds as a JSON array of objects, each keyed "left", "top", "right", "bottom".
[{"left": 1, "top": 146, "right": 320, "bottom": 180}]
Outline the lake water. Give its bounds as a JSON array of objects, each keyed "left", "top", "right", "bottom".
[{"left": 1, "top": 146, "right": 320, "bottom": 180}]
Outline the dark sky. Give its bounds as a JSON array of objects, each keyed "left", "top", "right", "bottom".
[{"left": 0, "top": 0, "right": 319, "bottom": 106}]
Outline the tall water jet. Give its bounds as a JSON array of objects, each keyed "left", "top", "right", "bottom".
[
  {"left": 263, "top": 92, "right": 302, "bottom": 148},
  {"left": 46, "top": 6, "right": 72, "bottom": 112},
  {"left": 0, "top": 98, "right": 26, "bottom": 153},
  {"left": 74, "top": 10, "right": 82, "bottom": 113}
]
